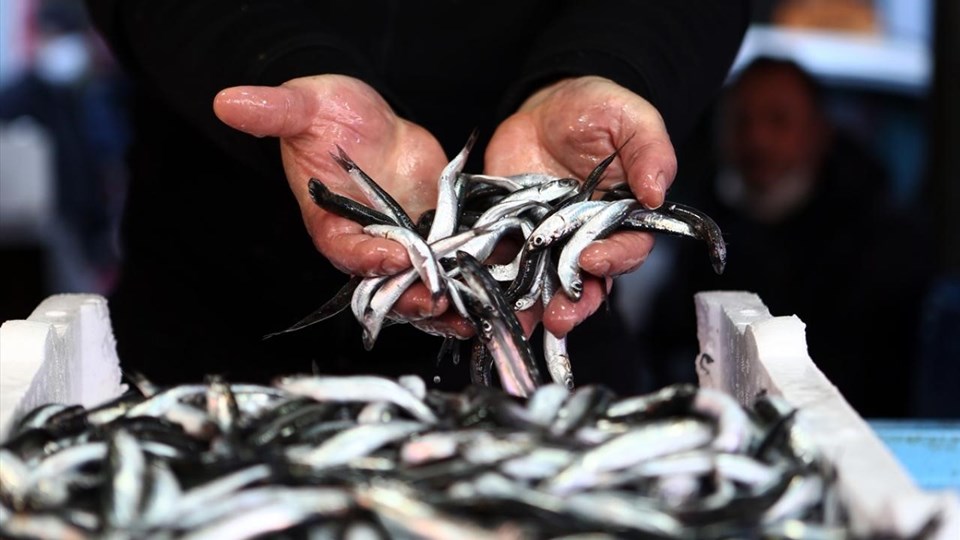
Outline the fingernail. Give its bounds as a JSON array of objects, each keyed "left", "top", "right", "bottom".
[
  {"left": 657, "top": 171, "right": 670, "bottom": 192},
  {"left": 643, "top": 172, "right": 667, "bottom": 210},
  {"left": 381, "top": 256, "right": 408, "bottom": 274}
]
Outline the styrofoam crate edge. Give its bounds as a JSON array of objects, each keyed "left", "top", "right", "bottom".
[
  {"left": 0, "top": 294, "right": 122, "bottom": 439},
  {"left": 694, "top": 290, "right": 959, "bottom": 539}
]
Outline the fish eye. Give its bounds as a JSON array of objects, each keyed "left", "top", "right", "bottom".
[
  {"left": 481, "top": 321, "right": 493, "bottom": 335},
  {"left": 532, "top": 236, "right": 545, "bottom": 246}
]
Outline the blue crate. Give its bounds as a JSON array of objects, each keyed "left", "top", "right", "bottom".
[{"left": 869, "top": 420, "right": 960, "bottom": 493}]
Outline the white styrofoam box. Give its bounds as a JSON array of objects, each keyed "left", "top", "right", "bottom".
[
  {"left": 695, "top": 291, "right": 959, "bottom": 540},
  {"left": 0, "top": 294, "right": 123, "bottom": 438},
  {"left": 1, "top": 291, "right": 956, "bottom": 538}
]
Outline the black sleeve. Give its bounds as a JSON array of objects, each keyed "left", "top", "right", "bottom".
[
  {"left": 83, "top": 0, "right": 391, "bottom": 174},
  {"left": 499, "top": 0, "right": 750, "bottom": 143}
]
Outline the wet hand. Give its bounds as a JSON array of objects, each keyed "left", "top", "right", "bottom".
[
  {"left": 214, "top": 75, "right": 451, "bottom": 319},
  {"left": 485, "top": 76, "right": 678, "bottom": 337}
]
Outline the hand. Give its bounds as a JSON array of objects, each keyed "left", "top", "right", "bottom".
[
  {"left": 485, "top": 76, "right": 678, "bottom": 337},
  {"left": 213, "top": 74, "right": 451, "bottom": 318}
]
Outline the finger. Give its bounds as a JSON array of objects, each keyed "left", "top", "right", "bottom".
[
  {"left": 310, "top": 211, "right": 411, "bottom": 276},
  {"left": 620, "top": 138, "right": 677, "bottom": 210},
  {"left": 578, "top": 231, "right": 655, "bottom": 277},
  {"left": 515, "top": 303, "right": 544, "bottom": 338},
  {"left": 543, "top": 276, "right": 610, "bottom": 338},
  {"left": 408, "top": 310, "right": 475, "bottom": 340},
  {"left": 391, "top": 282, "right": 450, "bottom": 320},
  {"left": 213, "top": 85, "right": 315, "bottom": 138}
]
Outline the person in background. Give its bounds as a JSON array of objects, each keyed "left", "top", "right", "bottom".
[
  {"left": 642, "top": 57, "right": 933, "bottom": 417},
  {"left": 0, "top": 0, "right": 129, "bottom": 292},
  {"left": 81, "top": 1, "right": 748, "bottom": 391}
]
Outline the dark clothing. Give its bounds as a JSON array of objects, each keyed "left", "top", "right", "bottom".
[
  {"left": 84, "top": 1, "right": 748, "bottom": 387},
  {"left": 644, "top": 134, "right": 934, "bottom": 417}
]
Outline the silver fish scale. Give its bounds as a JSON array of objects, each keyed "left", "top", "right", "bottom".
[
  {"left": 2, "top": 374, "right": 854, "bottom": 539},
  {"left": 273, "top": 139, "right": 728, "bottom": 397}
]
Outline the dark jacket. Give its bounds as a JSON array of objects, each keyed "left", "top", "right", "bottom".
[{"left": 84, "top": 0, "right": 749, "bottom": 388}]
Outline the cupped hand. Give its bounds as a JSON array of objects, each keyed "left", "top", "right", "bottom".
[
  {"left": 214, "top": 75, "right": 451, "bottom": 318},
  {"left": 485, "top": 76, "right": 678, "bottom": 337}
]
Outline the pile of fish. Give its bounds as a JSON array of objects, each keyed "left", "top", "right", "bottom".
[
  {"left": 1, "top": 374, "right": 850, "bottom": 539},
  {"left": 267, "top": 134, "right": 727, "bottom": 396}
]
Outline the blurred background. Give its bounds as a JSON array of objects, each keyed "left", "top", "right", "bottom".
[{"left": 0, "top": 0, "right": 956, "bottom": 417}]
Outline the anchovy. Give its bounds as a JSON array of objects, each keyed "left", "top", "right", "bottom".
[
  {"left": 0, "top": 512, "right": 89, "bottom": 540},
  {"left": 308, "top": 178, "right": 396, "bottom": 227},
  {"left": 263, "top": 276, "right": 362, "bottom": 339},
  {"left": 527, "top": 200, "right": 609, "bottom": 251},
  {"left": 661, "top": 201, "right": 727, "bottom": 274},
  {"left": 140, "top": 460, "right": 181, "bottom": 528},
  {"left": 206, "top": 375, "right": 241, "bottom": 438},
  {"left": 351, "top": 275, "right": 390, "bottom": 324},
  {"left": 456, "top": 251, "right": 542, "bottom": 397},
  {"left": 0, "top": 449, "right": 29, "bottom": 506},
  {"left": 288, "top": 421, "right": 426, "bottom": 469},
  {"left": 484, "top": 217, "right": 539, "bottom": 283},
  {"left": 357, "top": 402, "right": 396, "bottom": 424},
  {"left": 541, "top": 268, "right": 575, "bottom": 389},
  {"left": 511, "top": 245, "right": 550, "bottom": 311},
  {"left": 469, "top": 338, "right": 495, "bottom": 387},
  {"left": 462, "top": 172, "right": 562, "bottom": 192},
  {"left": 546, "top": 418, "right": 713, "bottom": 495},
  {"left": 500, "top": 447, "right": 576, "bottom": 480},
  {"left": 360, "top": 270, "right": 422, "bottom": 350},
  {"left": 364, "top": 224, "right": 445, "bottom": 303},
  {"left": 557, "top": 199, "right": 638, "bottom": 300},
  {"left": 427, "top": 130, "right": 477, "bottom": 243},
  {"left": 13, "top": 404, "right": 72, "bottom": 436},
  {"left": 525, "top": 384, "right": 570, "bottom": 427},
  {"left": 276, "top": 375, "right": 438, "bottom": 424},
  {"left": 620, "top": 207, "right": 696, "bottom": 237},
  {"left": 330, "top": 145, "right": 417, "bottom": 230},
  {"left": 562, "top": 149, "right": 620, "bottom": 206},
  {"left": 171, "top": 464, "right": 274, "bottom": 517},
  {"left": 474, "top": 179, "right": 578, "bottom": 227},
  {"left": 104, "top": 428, "right": 148, "bottom": 530},
  {"left": 356, "top": 221, "right": 521, "bottom": 349},
  {"left": 472, "top": 198, "right": 550, "bottom": 231},
  {"left": 562, "top": 491, "right": 686, "bottom": 538},
  {"left": 605, "top": 383, "right": 698, "bottom": 420},
  {"left": 400, "top": 431, "right": 481, "bottom": 466},
  {"left": 354, "top": 482, "right": 508, "bottom": 540},
  {"left": 692, "top": 388, "right": 753, "bottom": 454},
  {"left": 549, "top": 386, "right": 613, "bottom": 436},
  {"left": 179, "top": 489, "right": 353, "bottom": 540}
]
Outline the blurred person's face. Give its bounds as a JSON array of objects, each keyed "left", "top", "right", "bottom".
[{"left": 721, "top": 68, "right": 827, "bottom": 192}]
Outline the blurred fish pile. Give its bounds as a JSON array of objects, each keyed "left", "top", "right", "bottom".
[
  {"left": 269, "top": 134, "right": 727, "bottom": 396},
  {"left": 1, "top": 375, "right": 850, "bottom": 539}
]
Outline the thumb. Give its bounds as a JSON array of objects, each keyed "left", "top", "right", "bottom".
[
  {"left": 213, "top": 85, "right": 314, "bottom": 138},
  {"left": 622, "top": 137, "right": 677, "bottom": 210}
]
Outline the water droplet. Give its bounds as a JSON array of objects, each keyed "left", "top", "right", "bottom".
[{"left": 433, "top": 376, "right": 441, "bottom": 384}]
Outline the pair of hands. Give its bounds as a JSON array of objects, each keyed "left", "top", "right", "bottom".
[{"left": 213, "top": 75, "right": 676, "bottom": 339}]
